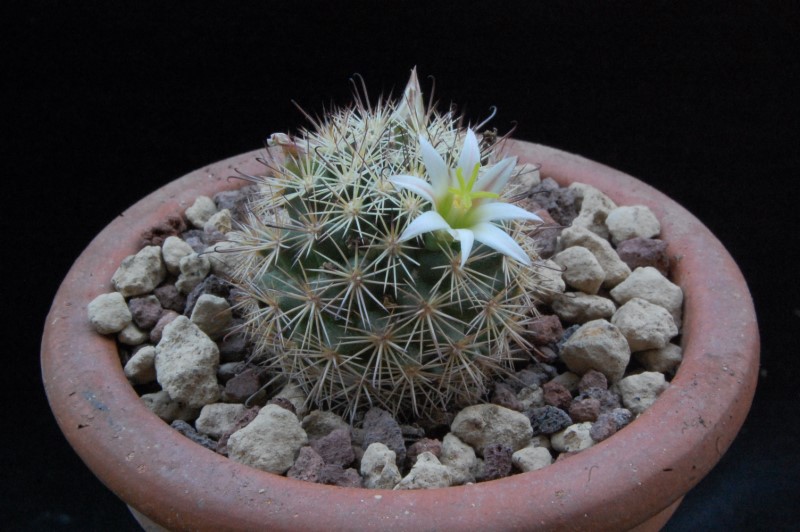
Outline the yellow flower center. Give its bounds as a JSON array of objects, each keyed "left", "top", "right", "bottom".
[{"left": 439, "top": 163, "right": 498, "bottom": 227}]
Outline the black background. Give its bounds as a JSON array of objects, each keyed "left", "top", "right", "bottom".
[{"left": 4, "top": 1, "right": 799, "bottom": 530}]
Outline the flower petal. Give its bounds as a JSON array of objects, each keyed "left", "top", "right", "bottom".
[
  {"left": 389, "top": 174, "right": 436, "bottom": 204},
  {"left": 475, "top": 156, "right": 517, "bottom": 194},
  {"left": 457, "top": 129, "right": 481, "bottom": 178},
  {"left": 398, "top": 211, "right": 452, "bottom": 242},
  {"left": 471, "top": 222, "right": 532, "bottom": 265},
  {"left": 471, "top": 202, "right": 543, "bottom": 223},
  {"left": 449, "top": 228, "right": 476, "bottom": 268},
  {"left": 419, "top": 136, "right": 449, "bottom": 198}
]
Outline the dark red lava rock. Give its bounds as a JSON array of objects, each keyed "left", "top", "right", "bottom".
[
  {"left": 318, "top": 465, "right": 362, "bottom": 488},
  {"left": 527, "top": 315, "right": 564, "bottom": 346},
  {"left": 222, "top": 367, "right": 262, "bottom": 403},
  {"left": 616, "top": 237, "right": 670, "bottom": 277},
  {"left": 128, "top": 295, "right": 163, "bottom": 330},
  {"left": 481, "top": 443, "right": 513, "bottom": 481},
  {"left": 406, "top": 438, "right": 443, "bottom": 468},
  {"left": 491, "top": 382, "right": 524, "bottom": 411},
  {"left": 310, "top": 428, "right": 355, "bottom": 467},
  {"left": 148, "top": 310, "right": 179, "bottom": 344},
  {"left": 578, "top": 370, "right": 609, "bottom": 393},
  {"left": 153, "top": 284, "right": 186, "bottom": 313},
  {"left": 543, "top": 381, "right": 573, "bottom": 411},
  {"left": 362, "top": 407, "right": 406, "bottom": 465},
  {"left": 266, "top": 396, "right": 296, "bottom": 414},
  {"left": 569, "top": 397, "right": 601, "bottom": 423},
  {"left": 141, "top": 215, "right": 188, "bottom": 247},
  {"left": 287, "top": 446, "right": 325, "bottom": 483},
  {"left": 589, "top": 413, "right": 618, "bottom": 442}
]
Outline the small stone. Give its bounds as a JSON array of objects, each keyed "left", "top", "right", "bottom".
[
  {"left": 532, "top": 259, "right": 566, "bottom": 303},
  {"left": 551, "top": 422, "right": 595, "bottom": 453},
  {"left": 560, "top": 319, "right": 631, "bottom": 382},
  {"left": 273, "top": 381, "right": 309, "bottom": 417},
  {"left": 117, "top": 322, "right": 148, "bottom": 345},
  {"left": 407, "top": 438, "right": 442, "bottom": 467},
  {"left": 569, "top": 397, "right": 601, "bottom": 422},
  {"left": 552, "top": 246, "right": 606, "bottom": 294},
  {"left": 153, "top": 284, "right": 186, "bottom": 313},
  {"left": 512, "top": 445, "right": 553, "bottom": 472},
  {"left": 124, "top": 345, "right": 157, "bottom": 384},
  {"left": 88, "top": 292, "right": 131, "bottom": 334},
  {"left": 170, "top": 420, "right": 216, "bottom": 451},
  {"left": 140, "top": 390, "right": 199, "bottom": 423},
  {"left": 491, "top": 382, "right": 524, "bottom": 411},
  {"left": 616, "top": 237, "right": 670, "bottom": 277},
  {"left": 516, "top": 386, "right": 545, "bottom": 411},
  {"left": 310, "top": 428, "right": 355, "bottom": 467},
  {"left": 526, "top": 405, "right": 572, "bottom": 436},
  {"left": 362, "top": 407, "right": 407, "bottom": 465},
  {"left": 530, "top": 208, "right": 563, "bottom": 259},
  {"left": 302, "top": 410, "right": 350, "bottom": 441},
  {"left": 451, "top": 404, "right": 532, "bottom": 456},
  {"left": 140, "top": 215, "right": 187, "bottom": 247},
  {"left": 182, "top": 229, "right": 208, "bottom": 253},
  {"left": 218, "top": 328, "right": 251, "bottom": 363},
  {"left": 579, "top": 387, "right": 622, "bottom": 413},
  {"left": 128, "top": 295, "right": 163, "bottom": 330},
  {"left": 204, "top": 208, "right": 232, "bottom": 234},
  {"left": 287, "top": 446, "right": 325, "bottom": 483},
  {"left": 636, "top": 343, "right": 683, "bottom": 374},
  {"left": 559, "top": 226, "right": 631, "bottom": 289},
  {"left": 161, "top": 236, "right": 195, "bottom": 275},
  {"left": 267, "top": 396, "right": 295, "bottom": 413},
  {"left": 214, "top": 187, "right": 254, "bottom": 218},
  {"left": 204, "top": 241, "right": 242, "bottom": 278},
  {"left": 480, "top": 443, "right": 513, "bottom": 481},
  {"left": 578, "top": 370, "right": 608, "bottom": 393},
  {"left": 184, "top": 274, "right": 232, "bottom": 316},
  {"left": 360, "top": 442, "right": 402, "bottom": 489},
  {"left": 542, "top": 381, "right": 572, "bottom": 411},
  {"left": 155, "top": 316, "right": 220, "bottom": 408},
  {"left": 440, "top": 433, "right": 478, "bottom": 485},
  {"left": 318, "top": 465, "right": 362, "bottom": 488},
  {"left": 616, "top": 372, "right": 668, "bottom": 415},
  {"left": 185, "top": 196, "right": 218, "bottom": 228},
  {"left": 394, "top": 452, "right": 452, "bottom": 490},
  {"left": 606, "top": 205, "right": 661, "bottom": 245},
  {"left": 149, "top": 310, "right": 179, "bottom": 343},
  {"left": 111, "top": 246, "right": 167, "bottom": 297},
  {"left": 612, "top": 297, "right": 678, "bottom": 351},
  {"left": 512, "top": 162, "right": 542, "bottom": 188},
  {"left": 190, "top": 294, "right": 233, "bottom": 339},
  {"left": 175, "top": 253, "right": 211, "bottom": 295},
  {"left": 215, "top": 406, "right": 260, "bottom": 456},
  {"left": 222, "top": 367, "right": 262, "bottom": 404},
  {"left": 195, "top": 403, "right": 248, "bottom": 439},
  {"left": 548, "top": 371, "right": 581, "bottom": 394},
  {"left": 609, "top": 266, "right": 684, "bottom": 325},
  {"left": 589, "top": 414, "right": 618, "bottom": 442},
  {"left": 227, "top": 404, "right": 308, "bottom": 474},
  {"left": 569, "top": 183, "right": 618, "bottom": 239},
  {"left": 551, "top": 292, "right": 616, "bottom": 323},
  {"left": 530, "top": 178, "right": 579, "bottom": 227},
  {"left": 610, "top": 408, "right": 634, "bottom": 429},
  {"left": 526, "top": 315, "right": 564, "bottom": 346}
]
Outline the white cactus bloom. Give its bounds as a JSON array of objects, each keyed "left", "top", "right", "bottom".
[{"left": 390, "top": 129, "right": 542, "bottom": 267}]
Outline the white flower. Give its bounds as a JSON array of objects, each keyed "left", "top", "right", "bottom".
[{"left": 390, "top": 129, "right": 542, "bottom": 267}]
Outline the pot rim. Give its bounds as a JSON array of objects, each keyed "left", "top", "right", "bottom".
[{"left": 41, "top": 140, "right": 759, "bottom": 531}]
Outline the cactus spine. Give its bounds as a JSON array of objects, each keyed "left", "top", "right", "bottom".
[{"left": 229, "top": 70, "right": 544, "bottom": 420}]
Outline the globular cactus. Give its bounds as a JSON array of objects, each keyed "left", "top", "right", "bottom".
[{"left": 228, "top": 69, "right": 547, "bottom": 420}]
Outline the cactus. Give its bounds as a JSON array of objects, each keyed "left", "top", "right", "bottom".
[{"left": 228, "top": 69, "right": 547, "bottom": 420}]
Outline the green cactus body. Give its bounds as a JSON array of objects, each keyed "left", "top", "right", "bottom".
[{"left": 229, "top": 72, "right": 545, "bottom": 420}]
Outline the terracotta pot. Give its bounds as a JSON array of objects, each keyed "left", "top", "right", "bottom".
[{"left": 41, "top": 140, "right": 759, "bottom": 531}]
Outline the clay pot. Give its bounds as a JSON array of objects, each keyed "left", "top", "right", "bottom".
[{"left": 42, "top": 140, "right": 758, "bottom": 531}]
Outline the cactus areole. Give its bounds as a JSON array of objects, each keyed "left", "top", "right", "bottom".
[{"left": 229, "top": 69, "right": 548, "bottom": 420}]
